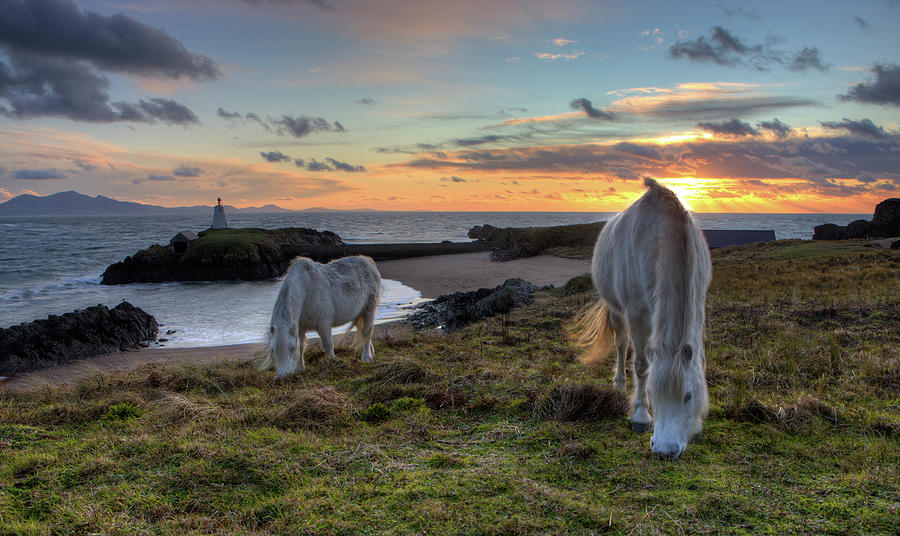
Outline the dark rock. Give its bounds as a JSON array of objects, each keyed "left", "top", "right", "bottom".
[
  {"left": 468, "top": 224, "right": 501, "bottom": 241},
  {"left": 814, "top": 198, "right": 900, "bottom": 240},
  {"left": 405, "top": 278, "right": 538, "bottom": 331},
  {"left": 892, "top": 239, "right": 900, "bottom": 250},
  {"left": 813, "top": 223, "right": 848, "bottom": 241},
  {"left": 846, "top": 219, "right": 871, "bottom": 239},
  {"left": 0, "top": 302, "right": 158, "bottom": 376},
  {"left": 101, "top": 227, "right": 343, "bottom": 284},
  {"left": 871, "top": 198, "right": 900, "bottom": 237}
]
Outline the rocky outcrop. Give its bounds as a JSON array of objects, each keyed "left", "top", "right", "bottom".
[
  {"left": 468, "top": 222, "right": 605, "bottom": 262},
  {"left": 814, "top": 198, "right": 900, "bottom": 240},
  {"left": 0, "top": 302, "right": 158, "bottom": 376},
  {"left": 102, "top": 227, "right": 343, "bottom": 284},
  {"left": 405, "top": 278, "right": 539, "bottom": 331}
]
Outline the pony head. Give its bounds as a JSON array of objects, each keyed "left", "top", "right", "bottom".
[
  {"left": 647, "top": 343, "right": 708, "bottom": 458},
  {"left": 268, "top": 322, "right": 303, "bottom": 377}
]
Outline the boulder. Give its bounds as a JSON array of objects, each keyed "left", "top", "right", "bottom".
[
  {"left": 813, "top": 223, "right": 848, "bottom": 241},
  {"left": 405, "top": 278, "right": 538, "bottom": 331},
  {"left": 0, "top": 302, "right": 158, "bottom": 376},
  {"left": 871, "top": 198, "right": 900, "bottom": 237},
  {"left": 467, "top": 224, "right": 501, "bottom": 241},
  {"left": 846, "top": 219, "right": 872, "bottom": 239}
]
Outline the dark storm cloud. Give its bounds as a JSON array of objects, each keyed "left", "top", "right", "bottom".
[
  {"left": 668, "top": 26, "right": 827, "bottom": 72},
  {"left": 146, "top": 174, "right": 175, "bottom": 181},
  {"left": 12, "top": 168, "right": 65, "bottom": 179},
  {"left": 260, "top": 150, "right": 292, "bottom": 162},
  {"left": 569, "top": 98, "right": 615, "bottom": 120},
  {"left": 173, "top": 165, "right": 205, "bottom": 177},
  {"left": 0, "top": 0, "right": 221, "bottom": 80},
  {"left": 840, "top": 64, "right": 900, "bottom": 107},
  {"left": 325, "top": 158, "right": 365, "bottom": 172},
  {"left": 270, "top": 115, "right": 344, "bottom": 138},
  {"left": 758, "top": 118, "right": 793, "bottom": 138},
  {"left": 357, "top": 97, "right": 376, "bottom": 105},
  {"left": 820, "top": 118, "right": 891, "bottom": 139},
  {"left": 293, "top": 158, "right": 305, "bottom": 168},
  {"left": 0, "top": 0, "right": 211, "bottom": 124},
  {"left": 696, "top": 118, "right": 760, "bottom": 137}
]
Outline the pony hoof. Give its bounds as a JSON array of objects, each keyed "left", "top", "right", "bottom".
[
  {"left": 689, "top": 432, "right": 702, "bottom": 444},
  {"left": 631, "top": 422, "right": 650, "bottom": 433}
]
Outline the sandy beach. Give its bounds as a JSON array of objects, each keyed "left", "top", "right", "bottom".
[{"left": 2, "top": 252, "right": 589, "bottom": 393}]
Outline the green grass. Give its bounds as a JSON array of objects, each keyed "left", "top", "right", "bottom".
[{"left": 2, "top": 240, "right": 898, "bottom": 535}]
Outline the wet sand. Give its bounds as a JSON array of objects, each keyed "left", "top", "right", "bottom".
[{"left": 3, "top": 252, "right": 589, "bottom": 394}]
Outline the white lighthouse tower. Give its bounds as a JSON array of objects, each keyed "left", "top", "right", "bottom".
[{"left": 211, "top": 196, "right": 228, "bottom": 229}]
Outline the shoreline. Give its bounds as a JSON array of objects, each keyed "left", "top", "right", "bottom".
[{"left": 2, "top": 252, "right": 590, "bottom": 393}]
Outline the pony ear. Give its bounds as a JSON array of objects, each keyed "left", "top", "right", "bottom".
[{"left": 682, "top": 344, "right": 693, "bottom": 362}]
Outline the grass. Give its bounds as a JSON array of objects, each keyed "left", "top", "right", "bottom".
[{"left": 1, "top": 240, "right": 898, "bottom": 535}]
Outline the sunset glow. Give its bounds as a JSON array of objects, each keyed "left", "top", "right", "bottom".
[{"left": 0, "top": 0, "right": 897, "bottom": 213}]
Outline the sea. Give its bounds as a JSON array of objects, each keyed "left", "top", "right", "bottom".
[{"left": 0, "top": 211, "right": 866, "bottom": 348}]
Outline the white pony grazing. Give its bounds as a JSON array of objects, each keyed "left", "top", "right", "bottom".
[
  {"left": 264, "top": 255, "right": 381, "bottom": 377},
  {"left": 573, "top": 177, "right": 712, "bottom": 458}
]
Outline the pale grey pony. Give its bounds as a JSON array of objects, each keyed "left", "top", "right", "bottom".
[
  {"left": 263, "top": 255, "right": 381, "bottom": 377},
  {"left": 573, "top": 177, "right": 712, "bottom": 458}
]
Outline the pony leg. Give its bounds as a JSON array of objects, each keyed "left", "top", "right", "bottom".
[
  {"left": 630, "top": 326, "right": 652, "bottom": 433},
  {"left": 298, "top": 333, "right": 307, "bottom": 371},
  {"left": 319, "top": 326, "right": 335, "bottom": 360},
  {"left": 360, "top": 303, "right": 377, "bottom": 363},
  {"left": 608, "top": 311, "right": 629, "bottom": 393}
]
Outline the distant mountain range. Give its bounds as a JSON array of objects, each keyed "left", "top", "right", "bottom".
[{"left": 0, "top": 191, "right": 376, "bottom": 216}]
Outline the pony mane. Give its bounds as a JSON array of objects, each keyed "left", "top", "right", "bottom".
[{"left": 644, "top": 178, "right": 701, "bottom": 396}]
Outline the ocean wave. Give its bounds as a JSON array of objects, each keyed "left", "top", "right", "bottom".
[{"left": 0, "top": 273, "right": 102, "bottom": 303}]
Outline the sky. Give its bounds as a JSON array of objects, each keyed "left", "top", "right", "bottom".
[{"left": 1, "top": 0, "right": 899, "bottom": 213}]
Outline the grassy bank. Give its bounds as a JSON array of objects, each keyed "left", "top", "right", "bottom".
[{"left": 2, "top": 241, "right": 898, "bottom": 535}]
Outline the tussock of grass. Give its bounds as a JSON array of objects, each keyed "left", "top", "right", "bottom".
[
  {"left": 533, "top": 383, "right": 628, "bottom": 422},
  {"left": 271, "top": 387, "right": 355, "bottom": 430}
]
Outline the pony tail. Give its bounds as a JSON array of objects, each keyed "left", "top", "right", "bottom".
[
  {"left": 568, "top": 301, "right": 617, "bottom": 364},
  {"left": 341, "top": 316, "right": 368, "bottom": 351}
]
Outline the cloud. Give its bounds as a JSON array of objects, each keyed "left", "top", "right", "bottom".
[
  {"left": 0, "top": 0, "right": 221, "bottom": 80},
  {"left": 717, "top": 4, "right": 761, "bottom": 19},
  {"left": 324, "top": 158, "right": 365, "bottom": 172},
  {"left": 853, "top": 16, "right": 869, "bottom": 30},
  {"left": 820, "top": 118, "right": 891, "bottom": 139},
  {"left": 440, "top": 176, "right": 467, "bottom": 183},
  {"left": 12, "top": 168, "right": 66, "bottom": 180},
  {"left": 293, "top": 158, "right": 305, "bottom": 167},
  {"left": 391, "top": 133, "right": 900, "bottom": 189},
  {"left": 145, "top": 174, "right": 175, "bottom": 181},
  {"left": 454, "top": 135, "right": 504, "bottom": 147},
  {"left": 569, "top": 98, "right": 615, "bottom": 120},
  {"left": 240, "top": 0, "right": 335, "bottom": 10},
  {"left": 217, "top": 107, "right": 242, "bottom": 120},
  {"left": 357, "top": 97, "right": 376, "bottom": 105},
  {"left": 534, "top": 51, "right": 586, "bottom": 61},
  {"left": 610, "top": 86, "right": 818, "bottom": 119},
  {"left": 758, "top": 118, "right": 793, "bottom": 138},
  {"left": 269, "top": 115, "right": 345, "bottom": 138},
  {"left": 696, "top": 118, "right": 760, "bottom": 137},
  {"left": 0, "top": 52, "right": 200, "bottom": 124},
  {"left": 668, "top": 26, "right": 827, "bottom": 72},
  {"left": 840, "top": 64, "right": 900, "bottom": 106},
  {"left": 260, "top": 150, "right": 292, "bottom": 162},
  {"left": 306, "top": 159, "right": 331, "bottom": 171},
  {"left": 551, "top": 38, "right": 578, "bottom": 46},
  {"left": 173, "top": 165, "right": 205, "bottom": 177}
]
